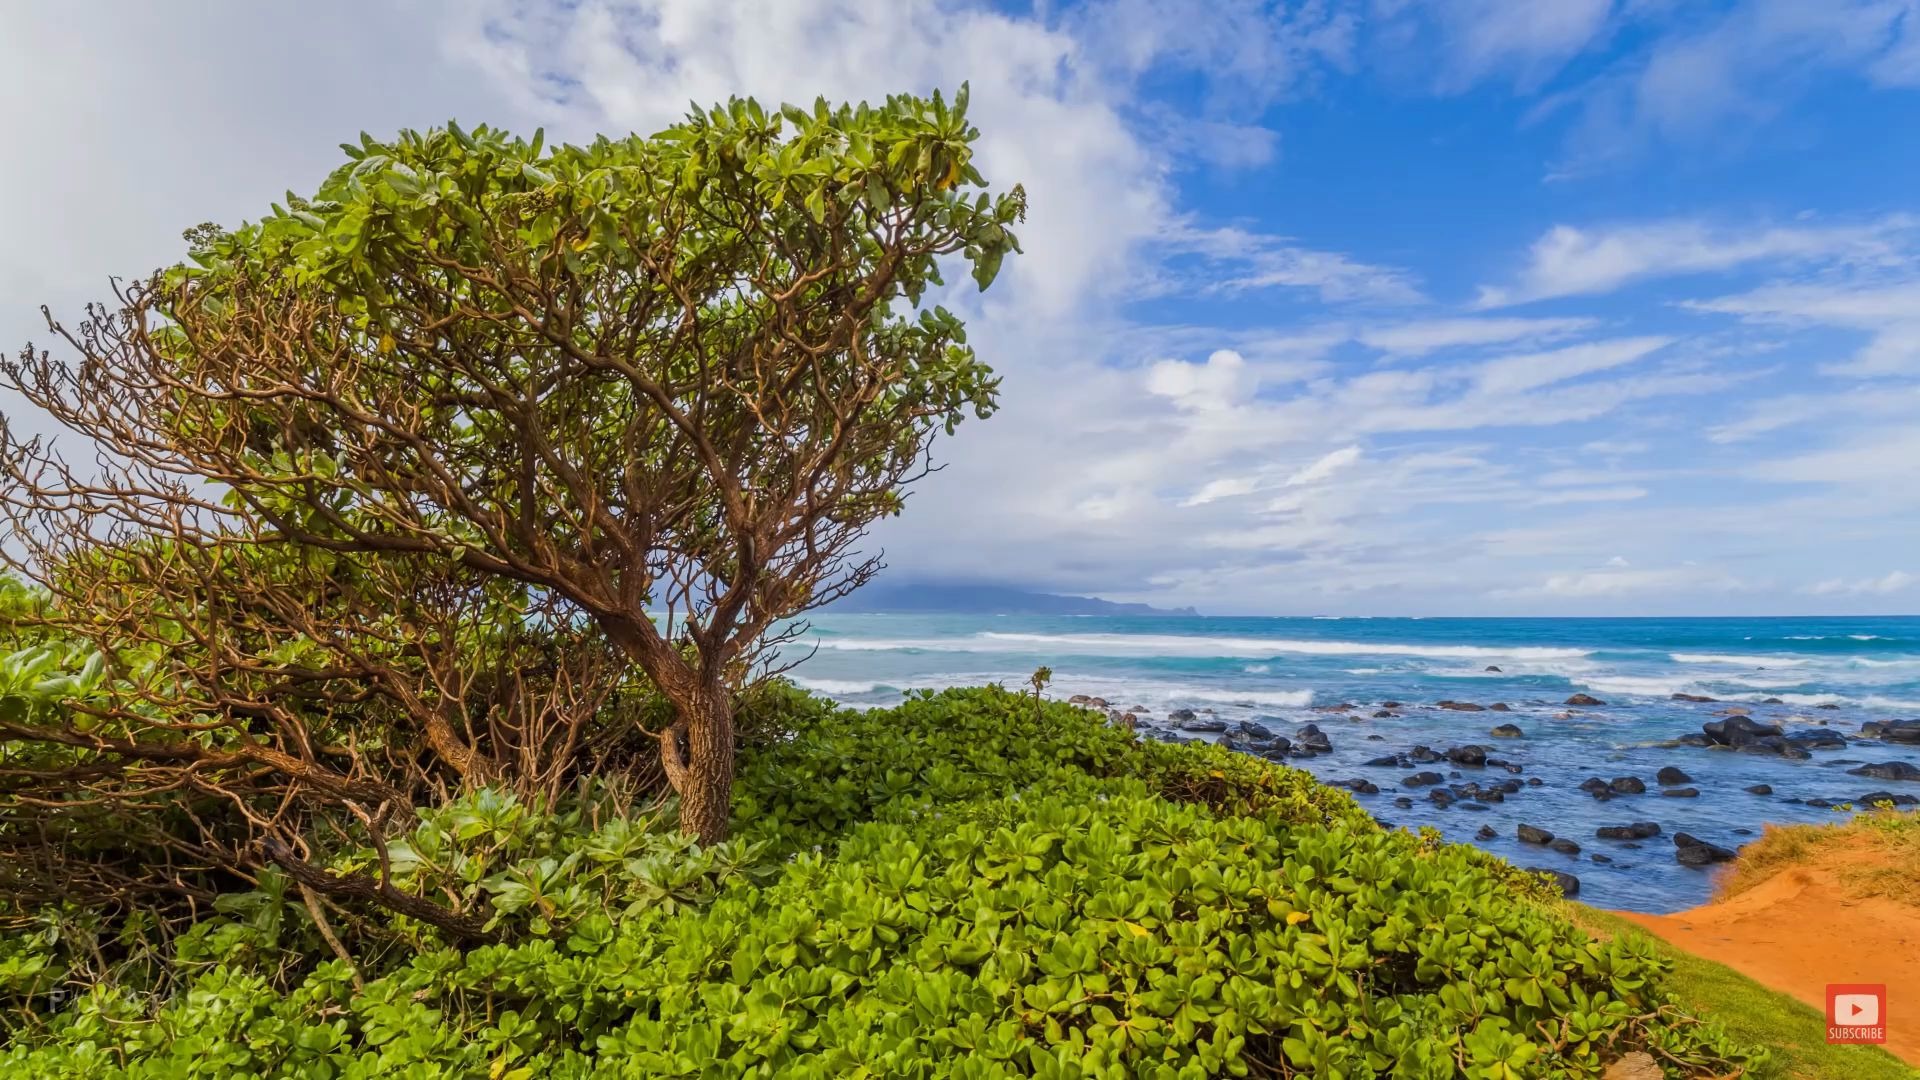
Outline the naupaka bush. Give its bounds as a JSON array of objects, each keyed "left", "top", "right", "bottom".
[{"left": 1, "top": 687, "right": 1760, "bottom": 1078}]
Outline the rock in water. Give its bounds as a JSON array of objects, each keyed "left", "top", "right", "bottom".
[
  {"left": 1517, "top": 824, "right": 1553, "bottom": 845},
  {"left": 1660, "top": 787, "right": 1700, "bottom": 798},
  {"left": 1848, "top": 761, "right": 1920, "bottom": 782},
  {"left": 1475, "top": 824, "right": 1498, "bottom": 840},
  {"left": 1401, "top": 771, "right": 1445, "bottom": 788},
  {"left": 1446, "top": 744, "right": 1488, "bottom": 766},
  {"left": 1656, "top": 766, "right": 1693, "bottom": 785},
  {"left": 1610, "top": 776, "right": 1646, "bottom": 794},
  {"left": 1549, "top": 838, "right": 1581, "bottom": 855},
  {"left": 1743, "top": 783, "right": 1773, "bottom": 795},
  {"left": 1489, "top": 723, "right": 1525, "bottom": 738},
  {"left": 1670, "top": 693, "right": 1716, "bottom": 703},
  {"left": 1178, "top": 718, "right": 1227, "bottom": 733},
  {"left": 1673, "top": 833, "right": 1737, "bottom": 865},
  {"left": 1565, "top": 693, "right": 1605, "bottom": 706}
]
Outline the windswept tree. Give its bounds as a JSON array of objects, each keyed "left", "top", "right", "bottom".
[{"left": 0, "top": 88, "right": 1023, "bottom": 848}]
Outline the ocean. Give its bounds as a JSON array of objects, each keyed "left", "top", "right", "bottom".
[{"left": 782, "top": 613, "right": 1920, "bottom": 912}]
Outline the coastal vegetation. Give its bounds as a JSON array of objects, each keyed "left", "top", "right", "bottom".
[{"left": 0, "top": 89, "right": 1814, "bottom": 1076}]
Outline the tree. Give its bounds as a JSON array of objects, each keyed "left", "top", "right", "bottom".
[{"left": 0, "top": 88, "right": 1023, "bottom": 846}]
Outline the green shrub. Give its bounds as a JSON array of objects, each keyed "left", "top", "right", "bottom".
[{"left": 1, "top": 687, "right": 1761, "bottom": 1078}]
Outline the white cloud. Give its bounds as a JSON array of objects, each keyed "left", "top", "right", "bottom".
[
  {"left": 1178, "top": 476, "right": 1259, "bottom": 507},
  {"left": 1531, "top": 486, "right": 1649, "bottom": 505},
  {"left": 1520, "top": 563, "right": 1754, "bottom": 598},
  {"left": 1399, "top": 0, "right": 1618, "bottom": 88},
  {"left": 1471, "top": 336, "right": 1672, "bottom": 394},
  {"left": 1357, "top": 316, "right": 1597, "bottom": 356},
  {"left": 1285, "top": 445, "right": 1363, "bottom": 486},
  {"left": 1806, "top": 570, "right": 1916, "bottom": 596},
  {"left": 1146, "top": 349, "right": 1249, "bottom": 412},
  {"left": 1477, "top": 216, "right": 1914, "bottom": 306},
  {"left": 1686, "top": 280, "right": 1920, "bottom": 377},
  {"left": 1166, "top": 224, "right": 1426, "bottom": 304}
]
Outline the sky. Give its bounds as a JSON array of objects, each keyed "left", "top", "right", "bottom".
[{"left": 3, "top": 1, "right": 1919, "bottom": 617}]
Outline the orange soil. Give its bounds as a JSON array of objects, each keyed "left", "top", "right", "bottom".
[{"left": 1618, "top": 862, "right": 1920, "bottom": 1067}]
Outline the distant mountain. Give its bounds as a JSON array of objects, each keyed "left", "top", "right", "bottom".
[{"left": 830, "top": 582, "right": 1199, "bottom": 617}]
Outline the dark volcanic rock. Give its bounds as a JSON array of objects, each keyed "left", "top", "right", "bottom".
[
  {"left": 1788, "top": 728, "right": 1848, "bottom": 749},
  {"left": 1402, "top": 771, "right": 1445, "bottom": 788},
  {"left": 1372, "top": 709, "right": 1395, "bottom": 718},
  {"left": 1428, "top": 788, "right": 1457, "bottom": 807},
  {"left": 1816, "top": 702, "right": 1842, "bottom": 710},
  {"left": 1660, "top": 787, "right": 1700, "bottom": 798},
  {"left": 1336, "top": 778, "right": 1381, "bottom": 795},
  {"left": 1549, "top": 838, "right": 1582, "bottom": 855},
  {"left": 1702, "top": 715, "right": 1784, "bottom": 746},
  {"left": 1743, "top": 783, "right": 1773, "bottom": 795},
  {"left": 1488, "top": 702, "right": 1512, "bottom": 712},
  {"left": 1485, "top": 665, "right": 1502, "bottom": 672},
  {"left": 1294, "top": 723, "right": 1333, "bottom": 754},
  {"left": 1476, "top": 824, "right": 1499, "bottom": 840},
  {"left": 1656, "top": 766, "right": 1694, "bottom": 785},
  {"left": 1671, "top": 693, "right": 1717, "bottom": 703},
  {"left": 1565, "top": 694, "right": 1605, "bottom": 706},
  {"left": 1517, "top": 824, "right": 1554, "bottom": 845},
  {"left": 1849, "top": 761, "right": 1920, "bottom": 782},
  {"left": 1179, "top": 717, "right": 1228, "bottom": 733},
  {"left": 1528, "top": 868, "right": 1580, "bottom": 896},
  {"left": 1674, "top": 733, "right": 1714, "bottom": 747},
  {"left": 1761, "top": 697, "right": 1785, "bottom": 705},
  {"left": 1237, "top": 719, "right": 1276, "bottom": 739},
  {"left": 1393, "top": 797, "right": 1413, "bottom": 809},
  {"left": 1597, "top": 822, "right": 1662, "bottom": 840},
  {"left": 1857, "top": 791, "right": 1920, "bottom": 807},
  {"left": 1406, "top": 746, "right": 1441, "bottom": 764},
  {"left": 1437, "top": 700, "right": 1487, "bottom": 712},
  {"left": 1490, "top": 723, "right": 1525, "bottom": 738},
  {"left": 1860, "top": 719, "right": 1920, "bottom": 744},
  {"left": 1590, "top": 853, "right": 1613, "bottom": 864},
  {"left": 1363, "top": 754, "right": 1403, "bottom": 767},
  {"left": 1446, "top": 744, "right": 1489, "bottom": 766},
  {"left": 1579, "top": 776, "right": 1611, "bottom": 793},
  {"left": 1673, "top": 833, "right": 1737, "bottom": 866},
  {"left": 1167, "top": 708, "right": 1197, "bottom": 724},
  {"left": 1527, "top": 777, "right": 1544, "bottom": 786},
  {"left": 1610, "top": 776, "right": 1646, "bottom": 795}
]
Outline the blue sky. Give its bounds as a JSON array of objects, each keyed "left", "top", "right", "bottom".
[{"left": 4, "top": 1, "right": 1919, "bottom": 615}]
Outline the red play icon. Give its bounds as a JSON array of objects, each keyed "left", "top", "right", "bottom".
[{"left": 1827, "top": 984, "right": 1887, "bottom": 1044}]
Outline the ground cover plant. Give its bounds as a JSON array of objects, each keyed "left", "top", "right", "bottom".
[{"left": 1, "top": 683, "right": 1764, "bottom": 1078}]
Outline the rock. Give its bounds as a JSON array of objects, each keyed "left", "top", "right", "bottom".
[
  {"left": 1406, "top": 746, "right": 1441, "bottom": 764},
  {"left": 1393, "top": 797, "right": 1413, "bottom": 809},
  {"left": 1674, "top": 833, "right": 1737, "bottom": 865},
  {"left": 1603, "top": 1051, "right": 1662, "bottom": 1080},
  {"left": 1549, "top": 838, "right": 1582, "bottom": 855},
  {"left": 1437, "top": 700, "right": 1487, "bottom": 712},
  {"left": 1527, "top": 868, "right": 1580, "bottom": 897},
  {"left": 1179, "top": 718, "right": 1228, "bottom": 733},
  {"left": 1671, "top": 693, "right": 1717, "bottom": 703},
  {"left": 1565, "top": 693, "right": 1606, "bottom": 706},
  {"left": 1294, "top": 723, "right": 1333, "bottom": 753},
  {"left": 1366, "top": 734, "right": 1385, "bottom": 741},
  {"left": 1861, "top": 719, "right": 1920, "bottom": 744},
  {"left": 1485, "top": 665, "right": 1502, "bottom": 672},
  {"left": 1857, "top": 790, "right": 1920, "bottom": 807},
  {"left": 1128, "top": 706, "right": 1151, "bottom": 714},
  {"left": 1597, "top": 822, "right": 1661, "bottom": 840},
  {"left": 1849, "top": 761, "right": 1920, "bottom": 782},
  {"left": 1660, "top": 787, "right": 1700, "bottom": 798},
  {"left": 1490, "top": 723, "right": 1525, "bottom": 738},
  {"left": 1760, "top": 697, "right": 1785, "bottom": 705},
  {"left": 1312, "top": 702, "right": 1356, "bottom": 713},
  {"left": 1656, "top": 766, "right": 1694, "bottom": 785},
  {"left": 1237, "top": 719, "right": 1276, "bottom": 739},
  {"left": 1743, "top": 783, "right": 1773, "bottom": 795},
  {"left": 1590, "top": 853, "right": 1614, "bottom": 864},
  {"left": 1260, "top": 740, "right": 1292, "bottom": 761},
  {"left": 1674, "top": 732, "right": 1714, "bottom": 747},
  {"left": 1517, "top": 824, "right": 1554, "bottom": 845},
  {"left": 1817, "top": 702, "right": 1842, "bottom": 710},
  {"left": 1488, "top": 702, "right": 1512, "bottom": 712},
  {"left": 1446, "top": 744, "right": 1489, "bottom": 766},
  {"left": 1339, "top": 778, "right": 1381, "bottom": 795},
  {"left": 1086, "top": 698, "right": 1110, "bottom": 709},
  {"left": 1428, "top": 788, "right": 1457, "bottom": 807},
  {"left": 1372, "top": 709, "right": 1394, "bottom": 718},
  {"left": 1702, "top": 715, "right": 1784, "bottom": 746},
  {"left": 1807, "top": 797, "right": 1832, "bottom": 808},
  {"left": 1578, "top": 777, "right": 1611, "bottom": 793},
  {"left": 1476, "top": 824, "right": 1498, "bottom": 840},
  {"left": 1402, "top": 771, "right": 1445, "bottom": 788},
  {"left": 1527, "top": 777, "right": 1543, "bottom": 786},
  {"left": 1736, "top": 735, "right": 1810, "bottom": 759},
  {"left": 1788, "top": 728, "right": 1848, "bottom": 749},
  {"left": 1167, "top": 708, "right": 1197, "bottom": 724},
  {"left": 1363, "top": 754, "right": 1403, "bottom": 767},
  {"left": 1610, "top": 776, "right": 1646, "bottom": 795}
]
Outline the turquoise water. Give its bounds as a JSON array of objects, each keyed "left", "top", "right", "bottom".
[{"left": 785, "top": 614, "right": 1920, "bottom": 912}]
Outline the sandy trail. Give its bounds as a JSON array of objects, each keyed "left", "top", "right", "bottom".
[{"left": 1618, "top": 866, "right": 1920, "bottom": 1067}]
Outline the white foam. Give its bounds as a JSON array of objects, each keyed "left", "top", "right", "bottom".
[
  {"left": 1243, "top": 663, "right": 1271, "bottom": 673},
  {"left": 1670, "top": 652, "right": 1812, "bottom": 667},
  {"left": 1184, "top": 688, "right": 1315, "bottom": 708},
  {"left": 812, "top": 631, "right": 1594, "bottom": 662},
  {"left": 789, "top": 677, "right": 888, "bottom": 695}
]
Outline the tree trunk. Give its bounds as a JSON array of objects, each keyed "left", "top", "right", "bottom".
[{"left": 671, "top": 688, "right": 735, "bottom": 845}]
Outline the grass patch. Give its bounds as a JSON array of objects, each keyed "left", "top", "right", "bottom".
[
  {"left": 1717, "top": 808, "right": 1920, "bottom": 906},
  {"left": 1569, "top": 906, "right": 1913, "bottom": 1080}
]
